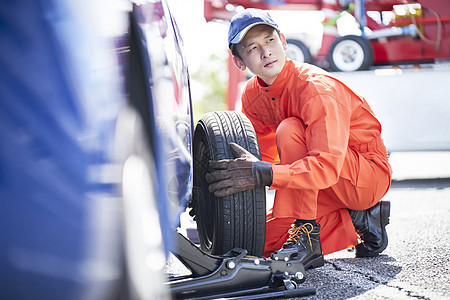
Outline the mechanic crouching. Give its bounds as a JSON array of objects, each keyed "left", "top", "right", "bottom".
[{"left": 206, "top": 9, "right": 392, "bottom": 269}]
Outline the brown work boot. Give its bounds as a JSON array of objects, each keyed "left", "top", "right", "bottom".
[
  {"left": 349, "top": 200, "right": 390, "bottom": 257},
  {"left": 270, "top": 220, "right": 324, "bottom": 269}
]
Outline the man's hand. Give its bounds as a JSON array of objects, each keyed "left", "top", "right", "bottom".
[{"left": 206, "top": 142, "right": 272, "bottom": 198}]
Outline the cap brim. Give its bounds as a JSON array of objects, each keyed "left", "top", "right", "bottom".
[{"left": 229, "top": 22, "right": 278, "bottom": 48}]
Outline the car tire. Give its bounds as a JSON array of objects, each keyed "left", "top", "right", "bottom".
[
  {"left": 286, "top": 38, "right": 313, "bottom": 64},
  {"left": 114, "top": 106, "right": 170, "bottom": 299},
  {"left": 192, "top": 111, "right": 266, "bottom": 257},
  {"left": 327, "top": 35, "right": 373, "bottom": 72}
]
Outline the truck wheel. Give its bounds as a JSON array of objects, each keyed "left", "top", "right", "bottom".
[
  {"left": 286, "top": 39, "right": 313, "bottom": 64},
  {"left": 327, "top": 35, "right": 373, "bottom": 72},
  {"left": 192, "top": 111, "right": 266, "bottom": 257}
]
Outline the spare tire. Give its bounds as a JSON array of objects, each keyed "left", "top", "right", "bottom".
[{"left": 192, "top": 111, "right": 266, "bottom": 257}]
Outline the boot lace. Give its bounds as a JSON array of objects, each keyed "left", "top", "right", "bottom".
[{"left": 287, "top": 223, "right": 314, "bottom": 251}]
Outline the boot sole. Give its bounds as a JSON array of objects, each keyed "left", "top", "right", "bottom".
[
  {"left": 356, "top": 200, "right": 390, "bottom": 257},
  {"left": 304, "top": 254, "right": 325, "bottom": 269},
  {"left": 271, "top": 249, "right": 325, "bottom": 269}
]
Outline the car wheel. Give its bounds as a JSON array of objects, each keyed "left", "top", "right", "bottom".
[
  {"left": 192, "top": 111, "right": 266, "bottom": 257},
  {"left": 114, "top": 106, "right": 170, "bottom": 299},
  {"left": 286, "top": 39, "right": 313, "bottom": 64},
  {"left": 327, "top": 35, "right": 373, "bottom": 72}
]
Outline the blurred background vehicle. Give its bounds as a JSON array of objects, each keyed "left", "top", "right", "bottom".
[
  {"left": 205, "top": 0, "right": 450, "bottom": 71},
  {"left": 204, "top": 0, "right": 450, "bottom": 110}
]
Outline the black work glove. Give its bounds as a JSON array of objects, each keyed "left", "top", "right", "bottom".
[{"left": 205, "top": 142, "right": 273, "bottom": 198}]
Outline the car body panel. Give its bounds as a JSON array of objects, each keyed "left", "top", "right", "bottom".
[
  {"left": 134, "top": 1, "right": 193, "bottom": 225},
  {"left": 0, "top": 0, "right": 193, "bottom": 298}
]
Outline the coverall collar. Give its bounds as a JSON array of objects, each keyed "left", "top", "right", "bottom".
[{"left": 256, "top": 57, "right": 293, "bottom": 99}]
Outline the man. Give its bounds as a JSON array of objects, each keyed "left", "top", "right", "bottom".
[{"left": 206, "top": 8, "right": 392, "bottom": 269}]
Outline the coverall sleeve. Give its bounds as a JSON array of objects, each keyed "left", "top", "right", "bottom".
[
  {"left": 271, "top": 94, "right": 352, "bottom": 190},
  {"left": 242, "top": 104, "right": 280, "bottom": 164}
]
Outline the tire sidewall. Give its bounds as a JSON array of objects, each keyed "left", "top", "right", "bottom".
[{"left": 192, "top": 119, "right": 222, "bottom": 253}]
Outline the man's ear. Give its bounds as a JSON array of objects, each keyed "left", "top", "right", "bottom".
[
  {"left": 280, "top": 33, "right": 288, "bottom": 51},
  {"left": 232, "top": 56, "right": 247, "bottom": 72}
]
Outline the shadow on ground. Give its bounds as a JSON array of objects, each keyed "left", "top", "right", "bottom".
[{"left": 300, "top": 254, "right": 402, "bottom": 299}]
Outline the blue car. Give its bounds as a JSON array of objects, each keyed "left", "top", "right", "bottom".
[{"left": 0, "top": 0, "right": 275, "bottom": 299}]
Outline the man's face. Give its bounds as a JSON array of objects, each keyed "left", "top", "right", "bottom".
[{"left": 234, "top": 25, "right": 287, "bottom": 86}]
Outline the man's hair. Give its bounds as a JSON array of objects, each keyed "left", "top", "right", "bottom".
[
  {"left": 231, "top": 44, "right": 241, "bottom": 59},
  {"left": 231, "top": 25, "right": 281, "bottom": 60}
]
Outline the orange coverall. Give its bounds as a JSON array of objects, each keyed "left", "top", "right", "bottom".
[{"left": 241, "top": 58, "right": 392, "bottom": 257}]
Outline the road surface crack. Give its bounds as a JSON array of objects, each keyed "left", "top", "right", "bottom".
[
  {"left": 386, "top": 283, "right": 430, "bottom": 299},
  {"left": 327, "top": 261, "right": 343, "bottom": 271}
]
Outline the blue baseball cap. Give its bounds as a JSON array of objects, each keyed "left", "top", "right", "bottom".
[{"left": 228, "top": 9, "right": 279, "bottom": 49}]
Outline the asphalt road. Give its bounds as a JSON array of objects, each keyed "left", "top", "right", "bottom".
[{"left": 298, "top": 177, "right": 450, "bottom": 300}]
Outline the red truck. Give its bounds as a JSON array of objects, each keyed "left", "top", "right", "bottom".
[
  {"left": 205, "top": 0, "right": 449, "bottom": 71},
  {"left": 204, "top": 0, "right": 450, "bottom": 108}
]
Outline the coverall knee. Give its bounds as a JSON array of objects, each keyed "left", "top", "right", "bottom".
[{"left": 264, "top": 117, "right": 391, "bottom": 257}]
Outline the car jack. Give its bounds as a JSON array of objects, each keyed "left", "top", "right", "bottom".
[{"left": 168, "top": 233, "right": 316, "bottom": 299}]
